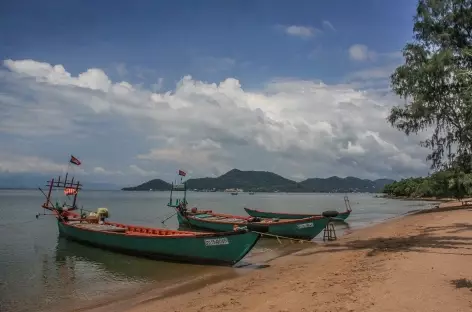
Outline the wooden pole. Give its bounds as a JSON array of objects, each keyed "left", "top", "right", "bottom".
[
  {"left": 45, "top": 178, "right": 54, "bottom": 209},
  {"left": 72, "top": 181, "right": 79, "bottom": 209}
]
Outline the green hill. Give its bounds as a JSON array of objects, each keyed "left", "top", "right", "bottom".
[
  {"left": 122, "top": 169, "right": 394, "bottom": 193},
  {"left": 121, "top": 179, "right": 171, "bottom": 191},
  {"left": 186, "top": 169, "right": 302, "bottom": 192}
]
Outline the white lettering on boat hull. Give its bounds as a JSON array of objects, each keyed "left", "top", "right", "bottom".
[
  {"left": 296, "top": 222, "right": 314, "bottom": 229},
  {"left": 204, "top": 237, "right": 230, "bottom": 246}
]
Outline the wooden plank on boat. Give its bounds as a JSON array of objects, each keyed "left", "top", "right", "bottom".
[{"left": 73, "top": 223, "right": 127, "bottom": 232}]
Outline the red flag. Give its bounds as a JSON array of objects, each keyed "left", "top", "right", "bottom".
[
  {"left": 178, "top": 169, "right": 186, "bottom": 177},
  {"left": 70, "top": 155, "right": 81, "bottom": 166}
]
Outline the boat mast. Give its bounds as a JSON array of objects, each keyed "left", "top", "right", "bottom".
[
  {"left": 44, "top": 178, "right": 54, "bottom": 208},
  {"left": 72, "top": 180, "right": 80, "bottom": 209},
  {"left": 169, "top": 182, "right": 174, "bottom": 206},
  {"left": 183, "top": 181, "right": 187, "bottom": 207}
]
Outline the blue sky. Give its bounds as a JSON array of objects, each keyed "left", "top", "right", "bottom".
[
  {"left": 1, "top": 0, "right": 416, "bottom": 87},
  {"left": 0, "top": 0, "right": 429, "bottom": 187}
]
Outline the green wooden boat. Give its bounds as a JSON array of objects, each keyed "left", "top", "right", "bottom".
[
  {"left": 175, "top": 209, "right": 329, "bottom": 240},
  {"left": 168, "top": 181, "right": 330, "bottom": 240},
  {"left": 37, "top": 172, "right": 263, "bottom": 266},
  {"left": 56, "top": 220, "right": 261, "bottom": 265},
  {"left": 243, "top": 207, "right": 351, "bottom": 221},
  {"left": 243, "top": 195, "right": 353, "bottom": 221}
]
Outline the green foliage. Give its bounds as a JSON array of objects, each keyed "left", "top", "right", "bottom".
[
  {"left": 382, "top": 170, "right": 472, "bottom": 199},
  {"left": 388, "top": 0, "right": 472, "bottom": 173}
]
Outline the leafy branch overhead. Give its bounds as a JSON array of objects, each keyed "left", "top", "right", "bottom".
[{"left": 388, "top": 0, "right": 472, "bottom": 173}]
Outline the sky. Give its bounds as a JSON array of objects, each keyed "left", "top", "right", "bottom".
[{"left": 0, "top": 0, "right": 429, "bottom": 187}]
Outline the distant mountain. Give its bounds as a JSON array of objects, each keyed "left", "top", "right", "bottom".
[
  {"left": 186, "top": 169, "right": 303, "bottom": 192},
  {"left": 121, "top": 179, "right": 172, "bottom": 191},
  {"left": 123, "top": 169, "right": 395, "bottom": 193}
]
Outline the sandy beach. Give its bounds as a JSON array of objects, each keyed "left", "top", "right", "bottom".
[{"left": 84, "top": 202, "right": 472, "bottom": 312}]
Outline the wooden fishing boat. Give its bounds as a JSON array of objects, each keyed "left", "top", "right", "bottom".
[
  {"left": 168, "top": 183, "right": 330, "bottom": 240},
  {"left": 176, "top": 210, "right": 329, "bottom": 240},
  {"left": 243, "top": 196, "right": 353, "bottom": 221},
  {"left": 37, "top": 166, "right": 264, "bottom": 266},
  {"left": 55, "top": 218, "right": 260, "bottom": 265}
]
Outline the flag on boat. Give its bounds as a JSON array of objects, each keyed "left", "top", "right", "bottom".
[
  {"left": 69, "top": 155, "right": 81, "bottom": 166},
  {"left": 178, "top": 169, "right": 186, "bottom": 177},
  {"left": 64, "top": 187, "right": 77, "bottom": 196}
]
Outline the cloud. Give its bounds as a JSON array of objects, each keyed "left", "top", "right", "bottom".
[
  {"left": 345, "top": 51, "right": 404, "bottom": 91},
  {"left": 348, "top": 44, "right": 377, "bottom": 62},
  {"left": 0, "top": 58, "right": 431, "bottom": 185},
  {"left": 93, "top": 166, "right": 124, "bottom": 176},
  {"left": 129, "top": 164, "right": 159, "bottom": 177},
  {"left": 151, "top": 77, "right": 164, "bottom": 92},
  {"left": 0, "top": 154, "right": 68, "bottom": 174},
  {"left": 322, "top": 20, "right": 336, "bottom": 32},
  {"left": 348, "top": 44, "right": 403, "bottom": 63},
  {"left": 277, "top": 25, "right": 319, "bottom": 39}
]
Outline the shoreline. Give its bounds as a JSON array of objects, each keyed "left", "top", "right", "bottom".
[
  {"left": 77, "top": 199, "right": 472, "bottom": 312},
  {"left": 380, "top": 194, "right": 472, "bottom": 203}
]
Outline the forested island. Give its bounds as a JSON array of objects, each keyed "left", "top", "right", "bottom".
[{"left": 122, "top": 169, "right": 394, "bottom": 193}]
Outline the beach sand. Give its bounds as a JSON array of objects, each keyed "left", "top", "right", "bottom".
[{"left": 86, "top": 203, "right": 472, "bottom": 312}]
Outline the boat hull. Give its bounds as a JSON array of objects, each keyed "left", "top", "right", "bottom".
[
  {"left": 243, "top": 207, "right": 351, "bottom": 221},
  {"left": 57, "top": 221, "right": 260, "bottom": 266},
  {"left": 177, "top": 213, "right": 329, "bottom": 240}
]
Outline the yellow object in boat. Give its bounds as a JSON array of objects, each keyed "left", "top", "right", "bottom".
[{"left": 97, "top": 207, "right": 109, "bottom": 218}]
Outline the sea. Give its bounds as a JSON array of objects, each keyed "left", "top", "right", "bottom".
[{"left": 0, "top": 189, "right": 438, "bottom": 312}]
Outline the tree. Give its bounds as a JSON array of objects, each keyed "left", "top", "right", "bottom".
[
  {"left": 388, "top": 0, "right": 472, "bottom": 173},
  {"left": 382, "top": 169, "right": 472, "bottom": 199}
]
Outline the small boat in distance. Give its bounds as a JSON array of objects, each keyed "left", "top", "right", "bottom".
[
  {"left": 225, "top": 188, "right": 242, "bottom": 195},
  {"left": 36, "top": 159, "right": 264, "bottom": 266},
  {"left": 243, "top": 196, "right": 352, "bottom": 221}
]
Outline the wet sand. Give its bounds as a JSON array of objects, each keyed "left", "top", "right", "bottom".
[{"left": 87, "top": 202, "right": 472, "bottom": 312}]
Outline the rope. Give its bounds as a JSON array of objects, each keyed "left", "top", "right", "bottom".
[
  {"left": 250, "top": 231, "right": 315, "bottom": 244},
  {"left": 155, "top": 211, "right": 178, "bottom": 228}
]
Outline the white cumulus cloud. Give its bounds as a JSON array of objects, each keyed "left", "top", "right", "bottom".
[
  {"left": 348, "top": 44, "right": 377, "bottom": 62},
  {"left": 279, "top": 25, "right": 319, "bottom": 38},
  {"left": 0, "top": 59, "right": 431, "bottom": 184}
]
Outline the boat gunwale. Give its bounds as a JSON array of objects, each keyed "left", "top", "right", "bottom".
[
  {"left": 59, "top": 219, "right": 255, "bottom": 239},
  {"left": 243, "top": 207, "right": 351, "bottom": 217},
  {"left": 184, "top": 211, "right": 327, "bottom": 225}
]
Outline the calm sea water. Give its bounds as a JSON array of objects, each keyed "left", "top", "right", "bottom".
[{"left": 0, "top": 190, "right": 437, "bottom": 312}]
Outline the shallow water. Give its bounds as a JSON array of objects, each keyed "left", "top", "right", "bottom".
[{"left": 0, "top": 190, "right": 436, "bottom": 312}]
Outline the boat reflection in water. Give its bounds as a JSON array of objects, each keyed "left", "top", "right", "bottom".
[
  {"left": 47, "top": 237, "right": 239, "bottom": 311},
  {"left": 54, "top": 236, "right": 234, "bottom": 282}
]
